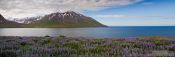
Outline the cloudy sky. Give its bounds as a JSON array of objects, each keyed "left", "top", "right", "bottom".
[{"left": 0, "top": 0, "right": 175, "bottom": 26}]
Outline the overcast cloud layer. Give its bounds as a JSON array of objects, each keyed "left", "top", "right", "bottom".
[{"left": 0, "top": 0, "right": 142, "bottom": 19}]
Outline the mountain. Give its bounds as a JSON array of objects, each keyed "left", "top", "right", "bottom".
[
  {"left": 28, "top": 11, "right": 106, "bottom": 28},
  {"left": 0, "top": 14, "right": 8, "bottom": 24},
  {"left": 13, "top": 16, "right": 42, "bottom": 24},
  {"left": 0, "top": 11, "right": 106, "bottom": 28},
  {"left": 0, "top": 14, "right": 22, "bottom": 27}
]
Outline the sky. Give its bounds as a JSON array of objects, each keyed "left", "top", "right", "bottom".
[{"left": 0, "top": 0, "right": 175, "bottom": 26}]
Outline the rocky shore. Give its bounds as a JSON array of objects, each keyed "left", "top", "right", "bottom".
[{"left": 0, "top": 36, "right": 175, "bottom": 57}]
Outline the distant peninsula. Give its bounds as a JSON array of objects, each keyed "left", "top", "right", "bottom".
[{"left": 0, "top": 11, "right": 106, "bottom": 28}]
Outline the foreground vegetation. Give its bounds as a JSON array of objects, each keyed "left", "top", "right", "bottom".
[{"left": 0, "top": 36, "right": 175, "bottom": 57}]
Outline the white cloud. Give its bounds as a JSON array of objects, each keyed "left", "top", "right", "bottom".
[{"left": 0, "top": 0, "right": 142, "bottom": 19}]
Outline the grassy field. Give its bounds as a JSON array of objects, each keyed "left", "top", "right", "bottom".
[{"left": 0, "top": 36, "right": 175, "bottom": 57}]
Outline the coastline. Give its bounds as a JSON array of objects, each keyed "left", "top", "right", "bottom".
[{"left": 0, "top": 36, "right": 175, "bottom": 57}]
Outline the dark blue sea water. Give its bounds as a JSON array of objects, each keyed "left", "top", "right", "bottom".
[{"left": 0, "top": 26, "right": 175, "bottom": 38}]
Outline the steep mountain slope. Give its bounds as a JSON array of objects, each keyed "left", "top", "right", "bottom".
[
  {"left": 28, "top": 11, "right": 106, "bottom": 28},
  {"left": 0, "top": 14, "right": 21, "bottom": 27}
]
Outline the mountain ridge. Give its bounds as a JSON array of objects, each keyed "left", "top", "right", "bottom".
[{"left": 0, "top": 11, "right": 107, "bottom": 28}]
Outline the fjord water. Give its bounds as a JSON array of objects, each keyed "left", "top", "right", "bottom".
[{"left": 0, "top": 26, "right": 175, "bottom": 38}]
